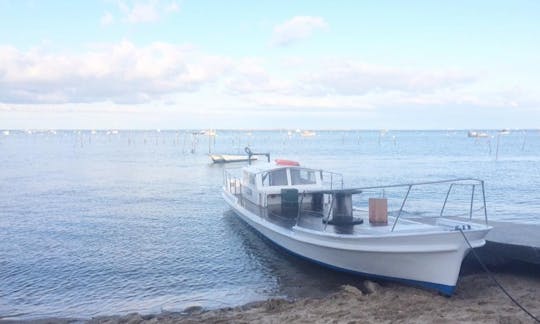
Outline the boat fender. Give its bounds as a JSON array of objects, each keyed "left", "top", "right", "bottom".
[{"left": 275, "top": 159, "right": 300, "bottom": 166}]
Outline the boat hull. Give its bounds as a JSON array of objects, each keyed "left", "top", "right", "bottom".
[
  {"left": 210, "top": 154, "right": 257, "bottom": 163},
  {"left": 223, "top": 190, "right": 489, "bottom": 295}
]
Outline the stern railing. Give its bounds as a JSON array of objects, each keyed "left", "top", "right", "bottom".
[
  {"left": 293, "top": 178, "right": 488, "bottom": 232},
  {"left": 349, "top": 178, "right": 488, "bottom": 231}
]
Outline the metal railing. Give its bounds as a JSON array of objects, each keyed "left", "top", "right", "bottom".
[
  {"left": 320, "top": 170, "right": 344, "bottom": 190},
  {"left": 225, "top": 169, "right": 487, "bottom": 233},
  {"left": 223, "top": 169, "right": 243, "bottom": 197},
  {"left": 346, "top": 178, "right": 488, "bottom": 231}
]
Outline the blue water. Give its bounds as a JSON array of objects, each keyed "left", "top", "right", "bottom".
[{"left": 1, "top": 130, "right": 539, "bottom": 319}]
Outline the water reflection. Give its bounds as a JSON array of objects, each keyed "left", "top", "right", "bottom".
[{"left": 222, "top": 211, "right": 366, "bottom": 299}]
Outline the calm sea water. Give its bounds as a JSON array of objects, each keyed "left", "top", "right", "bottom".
[{"left": 1, "top": 130, "right": 539, "bottom": 319}]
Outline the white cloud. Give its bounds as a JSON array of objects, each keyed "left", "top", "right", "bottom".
[
  {"left": 300, "top": 60, "right": 476, "bottom": 96},
  {"left": 224, "top": 58, "right": 294, "bottom": 95},
  {"left": 0, "top": 41, "right": 534, "bottom": 113},
  {"left": 248, "top": 94, "right": 375, "bottom": 110},
  {"left": 0, "top": 41, "right": 232, "bottom": 104},
  {"left": 271, "top": 16, "right": 328, "bottom": 47},
  {"left": 222, "top": 59, "right": 476, "bottom": 102}
]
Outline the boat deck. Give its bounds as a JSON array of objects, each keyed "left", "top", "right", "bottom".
[{"left": 236, "top": 194, "right": 450, "bottom": 235}]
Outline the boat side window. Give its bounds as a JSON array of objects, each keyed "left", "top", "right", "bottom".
[
  {"left": 262, "top": 172, "right": 269, "bottom": 187},
  {"left": 269, "top": 169, "right": 288, "bottom": 186},
  {"left": 290, "top": 168, "right": 317, "bottom": 185},
  {"left": 249, "top": 174, "right": 256, "bottom": 186},
  {"left": 243, "top": 171, "right": 250, "bottom": 185}
]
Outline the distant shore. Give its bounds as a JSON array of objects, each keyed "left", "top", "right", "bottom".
[{"left": 17, "top": 262, "right": 539, "bottom": 324}]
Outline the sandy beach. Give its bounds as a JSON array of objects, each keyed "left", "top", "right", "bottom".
[{"left": 80, "top": 263, "right": 540, "bottom": 324}]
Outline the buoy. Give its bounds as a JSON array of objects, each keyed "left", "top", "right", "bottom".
[{"left": 275, "top": 159, "right": 300, "bottom": 166}]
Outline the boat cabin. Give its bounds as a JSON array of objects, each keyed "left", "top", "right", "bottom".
[{"left": 241, "top": 160, "right": 323, "bottom": 208}]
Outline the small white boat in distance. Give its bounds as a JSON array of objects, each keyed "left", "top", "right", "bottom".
[
  {"left": 300, "top": 130, "right": 317, "bottom": 137},
  {"left": 195, "top": 129, "right": 217, "bottom": 136},
  {"left": 222, "top": 149, "right": 492, "bottom": 295},
  {"left": 210, "top": 154, "right": 258, "bottom": 164},
  {"left": 468, "top": 130, "right": 489, "bottom": 138}
]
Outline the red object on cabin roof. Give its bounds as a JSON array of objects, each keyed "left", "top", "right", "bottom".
[{"left": 275, "top": 159, "right": 300, "bottom": 166}]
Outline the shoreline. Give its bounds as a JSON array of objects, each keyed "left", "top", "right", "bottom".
[{"left": 8, "top": 261, "right": 539, "bottom": 324}]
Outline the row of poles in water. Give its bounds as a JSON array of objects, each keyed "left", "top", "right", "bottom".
[
  {"left": 27, "top": 131, "right": 399, "bottom": 154},
  {"left": 1, "top": 130, "right": 535, "bottom": 159}
]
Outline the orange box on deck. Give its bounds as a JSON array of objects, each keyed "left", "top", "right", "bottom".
[{"left": 369, "top": 198, "right": 388, "bottom": 225}]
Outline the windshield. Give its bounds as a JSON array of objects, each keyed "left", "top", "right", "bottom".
[{"left": 290, "top": 168, "right": 317, "bottom": 185}]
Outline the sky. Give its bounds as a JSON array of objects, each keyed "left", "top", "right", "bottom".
[{"left": 0, "top": 0, "right": 539, "bottom": 130}]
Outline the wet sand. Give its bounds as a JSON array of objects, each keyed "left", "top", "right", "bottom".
[
  {"left": 7, "top": 262, "right": 539, "bottom": 324},
  {"left": 86, "top": 264, "right": 539, "bottom": 324}
]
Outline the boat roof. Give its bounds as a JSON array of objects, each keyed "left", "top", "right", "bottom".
[{"left": 243, "top": 161, "right": 316, "bottom": 173}]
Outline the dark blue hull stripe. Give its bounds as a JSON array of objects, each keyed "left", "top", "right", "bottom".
[{"left": 233, "top": 211, "right": 457, "bottom": 296}]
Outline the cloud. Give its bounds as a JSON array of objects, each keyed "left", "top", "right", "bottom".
[
  {"left": 0, "top": 41, "right": 531, "bottom": 112},
  {"left": 224, "top": 58, "right": 294, "bottom": 95},
  {"left": 0, "top": 41, "right": 232, "bottom": 104},
  {"left": 271, "top": 16, "right": 328, "bottom": 47},
  {"left": 218, "top": 58, "right": 487, "bottom": 111},
  {"left": 247, "top": 94, "right": 375, "bottom": 110},
  {"left": 223, "top": 59, "right": 475, "bottom": 100},
  {"left": 300, "top": 60, "right": 476, "bottom": 96}
]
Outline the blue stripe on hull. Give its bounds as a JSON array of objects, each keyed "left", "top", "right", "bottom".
[{"left": 232, "top": 210, "right": 457, "bottom": 296}]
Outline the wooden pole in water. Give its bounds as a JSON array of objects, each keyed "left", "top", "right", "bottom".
[
  {"left": 208, "top": 132, "right": 212, "bottom": 154},
  {"left": 495, "top": 134, "right": 500, "bottom": 161}
]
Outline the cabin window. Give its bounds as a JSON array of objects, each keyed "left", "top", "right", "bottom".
[
  {"left": 243, "top": 171, "right": 249, "bottom": 185},
  {"left": 269, "top": 169, "right": 288, "bottom": 186},
  {"left": 290, "top": 169, "right": 317, "bottom": 185},
  {"left": 243, "top": 171, "right": 255, "bottom": 187},
  {"left": 262, "top": 172, "right": 269, "bottom": 186}
]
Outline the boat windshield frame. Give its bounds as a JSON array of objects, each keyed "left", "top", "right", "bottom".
[{"left": 251, "top": 166, "right": 344, "bottom": 190}]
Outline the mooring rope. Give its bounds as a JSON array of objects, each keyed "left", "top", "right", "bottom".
[{"left": 459, "top": 229, "right": 539, "bottom": 322}]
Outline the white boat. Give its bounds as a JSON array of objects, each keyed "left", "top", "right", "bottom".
[
  {"left": 468, "top": 130, "right": 489, "bottom": 138},
  {"left": 210, "top": 154, "right": 258, "bottom": 163},
  {"left": 222, "top": 149, "right": 492, "bottom": 295},
  {"left": 300, "top": 130, "right": 317, "bottom": 137},
  {"left": 194, "top": 129, "right": 217, "bottom": 136}
]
